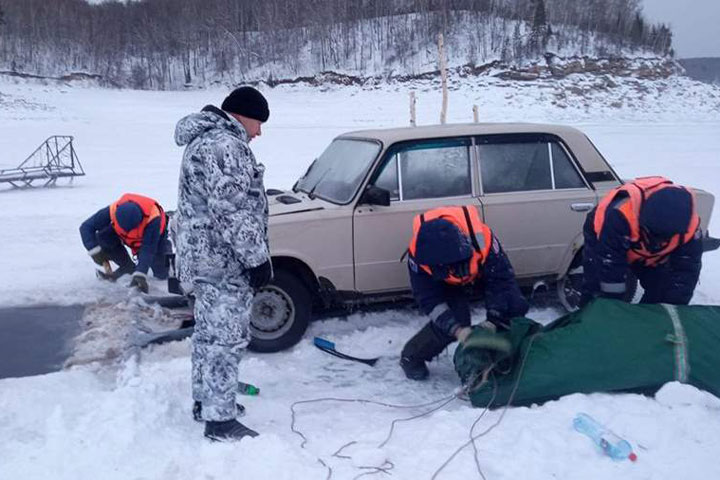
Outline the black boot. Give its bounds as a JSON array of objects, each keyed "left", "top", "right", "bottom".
[
  {"left": 193, "top": 401, "right": 245, "bottom": 422},
  {"left": 400, "top": 322, "right": 454, "bottom": 381},
  {"left": 400, "top": 356, "right": 430, "bottom": 380},
  {"left": 105, "top": 245, "right": 136, "bottom": 280},
  {"left": 204, "top": 419, "right": 259, "bottom": 442}
]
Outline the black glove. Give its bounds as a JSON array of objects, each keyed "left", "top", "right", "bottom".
[
  {"left": 485, "top": 291, "right": 529, "bottom": 331},
  {"left": 129, "top": 273, "right": 149, "bottom": 293},
  {"left": 88, "top": 247, "right": 109, "bottom": 266},
  {"left": 486, "top": 309, "right": 511, "bottom": 331},
  {"left": 248, "top": 260, "right": 273, "bottom": 289}
]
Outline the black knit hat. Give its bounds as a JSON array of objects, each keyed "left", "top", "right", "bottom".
[{"left": 221, "top": 86, "right": 269, "bottom": 122}]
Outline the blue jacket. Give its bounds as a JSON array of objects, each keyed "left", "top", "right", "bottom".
[
  {"left": 408, "top": 233, "right": 529, "bottom": 338},
  {"left": 79, "top": 206, "right": 164, "bottom": 275},
  {"left": 582, "top": 199, "right": 702, "bottom": 305}
]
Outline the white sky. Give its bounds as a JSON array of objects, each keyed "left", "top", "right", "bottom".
[{"left": 642, "top": 0, "right": 720, "bottom": 58}]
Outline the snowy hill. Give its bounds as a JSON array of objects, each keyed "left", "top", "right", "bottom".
[
  {"left": 0, "top": 75, "right": 719, "bottom": 479},
  {"left": 1, "top": 0, "right": 672, "bottom": 89}
]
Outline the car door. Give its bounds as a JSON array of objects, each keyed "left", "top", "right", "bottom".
[
  {"left": 475, "top": 134, "right": 598, "bottom": 279},
  {"left": 352, "top": 137, "right": 480, "bottom": 293}
]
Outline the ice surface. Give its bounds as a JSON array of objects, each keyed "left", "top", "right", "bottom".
[{"left": 1, "top": 75, "right": 719, "bottom": 479}]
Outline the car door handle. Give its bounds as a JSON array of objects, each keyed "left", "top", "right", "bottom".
[{"left": 570, "top": 203, "right": 594, "bottom": 212}]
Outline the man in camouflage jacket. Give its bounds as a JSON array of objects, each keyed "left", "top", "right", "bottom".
[{"left": 174, "top": 86, "right": 272, "bottom": 441}]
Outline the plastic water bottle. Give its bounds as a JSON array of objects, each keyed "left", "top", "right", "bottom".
[
  {"left": 238, "top": 382, "right": 260, "bottom": 396},
  {"left": 573, "top": 413, "right": 637, "bottom": 462}
]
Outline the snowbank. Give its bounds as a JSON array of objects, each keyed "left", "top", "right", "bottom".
[{"left": 2, "top": 314, "right": 719, "bottom": 479}]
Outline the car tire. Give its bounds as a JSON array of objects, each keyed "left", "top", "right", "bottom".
[
  {"left": 557, "top": 254, "right": 639, "bottom": 312},
  {"left": 248, "top": 269, "right": 312, "bottom": 353}
]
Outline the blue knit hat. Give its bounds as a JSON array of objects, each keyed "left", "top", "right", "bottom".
[
  {"left": 414, "top": 219, "right": 473, "bottom": 267},
  {"left": 115, "top": 202, "right": 144, "bottom": 231},
  {"left": 640, "top": 187, "right": 693, "bottom": 238}
]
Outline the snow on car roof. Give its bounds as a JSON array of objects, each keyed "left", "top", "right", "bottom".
[
  {"left": 337, "top": 122, "right": 582, "bottom": 144},
  {"left": 338, "top": 122, "right": 613, "bottom": 174}
]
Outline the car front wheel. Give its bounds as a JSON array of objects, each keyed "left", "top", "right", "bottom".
[{"left": 248, "top": 269, "right": 312, "bottom": 352}]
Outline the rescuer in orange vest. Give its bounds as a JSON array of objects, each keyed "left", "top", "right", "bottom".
[
  {"left": 581, "top": 176, "right": 703, "bottom": 307},
  {"left": 79, "top": 193, "right": 169, "bottom": 293},
  {"left": 401, "top": 206, "right": 529, "bottom": 381}
]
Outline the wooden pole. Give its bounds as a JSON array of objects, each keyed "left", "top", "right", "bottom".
[
  {"left": 410, "top": 91, "right": 417, "bottom": 127},
  {"left": 473, "top": 105, "right": 479, "bottom": 123},
  {"left": 438, "top": 33, "right": 448, "bottom": 125}
]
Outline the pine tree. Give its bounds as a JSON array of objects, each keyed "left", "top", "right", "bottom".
[
  {"left": 657, "top": 24, "right": 673, "bottom": 56},
  {"left": 532, "top": 0, "right": 547, "bottom": 33},
  {"left": 513, "top": 21, "right": 523, "bottom": 62},
  {"left": 530, "top": 0, "right": 549, "bottom": 54},
  {"left": 630, "top": 13, "right": 644, "bottom": 46}
]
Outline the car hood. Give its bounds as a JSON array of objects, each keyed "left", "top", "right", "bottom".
[{"left": 267, "top": 191, "right": 329, "bottom": 217}]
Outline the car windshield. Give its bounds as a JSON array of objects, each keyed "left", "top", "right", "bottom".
[{"left": 295, "top": 138, "right": 381, "bottom": 204}]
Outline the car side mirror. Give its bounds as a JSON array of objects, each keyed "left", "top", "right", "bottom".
[{"left": 361, "top": 185, "right": 391, "bottom": 206}]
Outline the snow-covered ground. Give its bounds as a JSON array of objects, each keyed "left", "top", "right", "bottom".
[{"left": 1, "top": 75, "right": 719, "bottom": 479}]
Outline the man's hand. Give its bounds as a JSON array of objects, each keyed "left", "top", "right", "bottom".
[
  {"left": 460, "top": 326, "right": 511, "bottom": 353},
  {"left": 455, "top": 322, "right": 497, "bottom": 344},
  {"left": 448, "top": 259, "right": 471, "bottom": 278},
  {"left": 88, "top": 246, "right": 109, "bottom": 266},
  {"left": 248, "top": 260, "right": 273, "bottom": 289},
  {"left": 129, "top": 272, "right": 149, "bottom": 293},
  {"left": 454, "top": 326, "right": 473, "bottom": 344}
]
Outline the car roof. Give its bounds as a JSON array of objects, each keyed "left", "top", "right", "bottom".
[
  {"left": 337, "top": 122, "right": 584, "bottom": 144},
  {"left": 336, "top": 122, "right": 618, "bottom": 179}
]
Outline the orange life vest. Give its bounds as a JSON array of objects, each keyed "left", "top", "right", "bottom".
[
  {"left": 593, "top": 176, "right": 699, "bottom": 267},
  {"left": 109, "top": 193, "right": 167, "bottom": 254},
  {"left": 408, "top": 206, "right": 492, "bottom": 285}
]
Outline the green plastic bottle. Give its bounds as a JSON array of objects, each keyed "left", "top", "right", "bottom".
[{"left": 238, "top": 382, "right": 260, "bottom": 396}]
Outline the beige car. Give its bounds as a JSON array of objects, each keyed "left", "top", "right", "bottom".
[{"left": 246, "top": 123, "right": 717, "bottom": 352}]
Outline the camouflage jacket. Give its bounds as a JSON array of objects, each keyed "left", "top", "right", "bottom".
[{"left": 174, "top": 105, "right": 269, "bottom": 283}]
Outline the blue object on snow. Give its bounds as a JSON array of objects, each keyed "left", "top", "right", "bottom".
[
  {"left": 312, "top": 337, "right": 378, "bottom": 366},
  {"left": 313, "top": 337, "right": 336, "bottom": 350},
  {"left": 573, "top": 413, "right": 637, "bottom": 462}
]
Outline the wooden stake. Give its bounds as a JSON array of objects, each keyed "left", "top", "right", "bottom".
[
  {"left": 410, "top": 91, "right": 417, "bottom": 126},
  {"left": 438, "top": 33, "right": 448, "bottom": 125},
  {"left": 473, "top": 105, "right": 479, "bottom": 123}
]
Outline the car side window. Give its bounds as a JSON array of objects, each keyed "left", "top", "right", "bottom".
[
  {"left": 399, "top": 141, "right": 471, "bottom": 200},
  {"left": 372, "top": 139, "right": 472, "bottom": 201},
  {"left": 479, "top": 142, "right": 551, "bottom": 193},
  {"left": 373, "top": 156, "right": 400, "bottom": 201},
  {"left": 552, "top": 143, "right": 585, "bottom": 189},
  {"left": 479, "top": 139, "right": 585, "bottom": 193}
]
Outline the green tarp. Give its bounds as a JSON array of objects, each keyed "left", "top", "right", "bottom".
[{"left": 454, "top": 299, "right": 720, "bottom": 408}]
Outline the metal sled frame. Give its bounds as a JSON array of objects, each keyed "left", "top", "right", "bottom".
[{"left": 0, "top": 136, "right": 85, "bottom": 188}]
